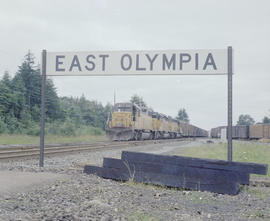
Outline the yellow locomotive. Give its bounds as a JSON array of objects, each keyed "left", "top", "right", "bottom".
[{"left": 106, "top": 102, "right": 183, "bottom": 141}]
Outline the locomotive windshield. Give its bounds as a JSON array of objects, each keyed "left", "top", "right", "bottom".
[
  {"left": 113, "top": 103, "right": 132, "bottom": 112},
  {"left": 116, "top": 107, "right": 132, "bottom": 112},
  {"left": 152, "top": 113, "right": 160, "bottom": 119}
]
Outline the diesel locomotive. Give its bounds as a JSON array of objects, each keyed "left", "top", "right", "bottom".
[{"left": 106, "top": 102, "right": 208, "bottom": 141}]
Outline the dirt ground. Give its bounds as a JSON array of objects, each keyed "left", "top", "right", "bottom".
[{"left": 0, "top": 139, "right": 269, "bottom": 220}]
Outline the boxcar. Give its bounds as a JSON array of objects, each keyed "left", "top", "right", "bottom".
[
  {"left": 249, "top": 124, "right": 270, "bottom": 139},
  {"left": 210, "top": 126, "right": 226, "bottom": 138},
  {"left": 232, "top": 125, "right": 249, "bottom": 139}
]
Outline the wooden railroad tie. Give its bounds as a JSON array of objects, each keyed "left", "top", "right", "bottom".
[{"left": 83, "top": 151, "right": 268, "bottom": 195}]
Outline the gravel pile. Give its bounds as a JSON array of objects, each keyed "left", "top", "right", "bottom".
[{"left": 0, "top": 140, "right": 270, "bottom": 220}]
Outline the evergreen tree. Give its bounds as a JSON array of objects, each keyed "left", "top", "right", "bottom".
[
  {"left": 2, "top": 71, "right": 11, "bottom": 87},
  {"left": 45, "top": 79, "right": 60, "bottom": 120},
  {"left": 130, "top": 94, "right": 147, "bottom": 107},
  {"left": 15, "top": 52, "right": 60, "bottom": 122},
  {"left": 0, "top": 116, "right": 7, "bottom": 133},
  {"left": 11, "top": 74, "right": 27, "bottom": 119},
  {"left": 176, "top": 108, "right": 190, "bottom": 123},
  {"left": 16, "top": 51, "right": 37, "bottom": 108},
  {"left": 0, "top": 81, "right": 12, "bottom": 115},
  {"left": 262, "top": 116, "right": 270, "bottom": 124}
]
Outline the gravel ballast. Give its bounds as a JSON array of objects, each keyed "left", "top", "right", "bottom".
[{"left": 0, "top": 139, "right": 269, "bottom": 221}]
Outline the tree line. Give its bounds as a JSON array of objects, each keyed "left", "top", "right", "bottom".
[
  {"left": 0, "top": 52, "right": 112, "bottom": 136},
  {"left": 237, "top": 114, "right": 270, "bottom": 126}
]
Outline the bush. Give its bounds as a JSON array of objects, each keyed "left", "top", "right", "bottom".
[
  {"left": 45, "top": 121, "right": 104, "bottom": 136},
  {"left": 25, "top": 122, "right": 40, "bottom": 136},
  {"left": 0, "top": 118, "right": 7, "bottom": 134},
  {"left": 59, "top": 121, "right": 76, "bottom": 136},
  {"left": 87, "top": 126, "right": 103, "bottom": 135},
  {"left": 45, "top": 121, "right": 76, "bottom": 136},
  {"left": 0, "top": 117, "right": 105, "bottom": 137},
  {"left": 5, "top": 115, "right": 24, "bottom": 134},
  {"left": 75, "top": 125, "right": 104, "bottom": 136}
]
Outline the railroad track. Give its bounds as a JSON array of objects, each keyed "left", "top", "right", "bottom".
[{"left": 0, "top": 138, "right": 189, "bottom": 160}]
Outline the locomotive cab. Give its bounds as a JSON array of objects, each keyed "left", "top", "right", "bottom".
[
  {"left": 111, "top": 103, "right": 133, "bottom": 128},
  {"left": 106, "top": 103, "right": 141, "bottom": 141}
]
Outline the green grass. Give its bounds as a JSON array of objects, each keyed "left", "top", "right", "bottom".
[
  {"left": 259, "top": 138, "right": 270, "bottom": 143},
  {"left": 243, "top": 187, "right": 266, "bottom": 200},
  {"left": 176, "top": 141, "right": 270, "bottom": 177},
  {"left": 128, "top": 212, "right": 159, "bottom": 221},
  {"left": 0, "top": 134, "right": 107, "bottom": 145}
]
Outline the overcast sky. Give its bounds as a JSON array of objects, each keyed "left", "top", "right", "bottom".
[{"left": 0, "top": 0, "right": 269, "bottom": 130}]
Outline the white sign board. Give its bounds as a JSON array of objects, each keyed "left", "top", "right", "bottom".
[{"left": 45, "top": 50, "right": 228, "bottom": 76}]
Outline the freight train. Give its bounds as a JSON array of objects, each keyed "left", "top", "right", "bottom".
[
  {"left": 106, "top": 102, "right": 208, "bottom": 141},
  {"left": 210, "top": 124, "right": 270, "bottom": 140}
]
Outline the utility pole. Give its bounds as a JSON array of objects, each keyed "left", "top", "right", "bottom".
[{"left": 114, "top": 90, "right": 116, "bottom": 105}]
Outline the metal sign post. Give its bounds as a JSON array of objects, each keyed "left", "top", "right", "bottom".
[
  {"left": 40, "top": 50, "right": 46, "bottom": 167},
  {"left": 227, "top": 46, "right": 233, "bottom": 161}
]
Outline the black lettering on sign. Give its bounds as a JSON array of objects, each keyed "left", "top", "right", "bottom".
[
  {"left": 180, "top": 53, "right": 191, "bottom": 70},
  {"left": 55, "top": 55, "right": 65, "bottom": 72},
  {"left": 195, "top": 53, "right": 199, "bottom": 70},
  {"left": 99, "top": 54, "right": 109, "bottom": 71},
  {"left": 145, "top": 54, "right": 158, "bottom": 71},
  {"left": 69, "top": 55, "right": 82, "bottom": 72},
  {"left": 85, "top": 55, "right": 95, "bottom": 71},
  {"left": 203, "top": 53, "right": 217, "bottom": 70},
  {"left": 121, "top": 54, "right": 132, "bottom": 71},
  {"left": 136, "top": 54, "right": 146, "bottom": 71},
  {"left": 162, "top": 54, "right": 176, "bottom": 70}
]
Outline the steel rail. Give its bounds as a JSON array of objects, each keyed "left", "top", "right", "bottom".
[{"left": 0, "top": 138, "right": 189, "bottom": 160}]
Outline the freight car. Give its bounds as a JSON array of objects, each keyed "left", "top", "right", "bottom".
[
  {"left": 180, "top": 122, "right": 208, "bottom": 137},
  {"left": 232, "top": 125, "right": 249, "bottom": 139},
  {"left": 106, "top": 102, "right": 208, "bottom": 141},
  {"left": 210, "top": 126, "right": 248, "bottom": 139},
  {"left": 211, "top": 124, "right": 270, "bottom": 140},
  {"left": 195, "top": 126, "right": 209, "bottom": 137},
  {"left": 210, "top": 126, "right": 226, "bottom": 138},
  {"left": 249, "top": 124, "right": 270, "bottom": 139}
]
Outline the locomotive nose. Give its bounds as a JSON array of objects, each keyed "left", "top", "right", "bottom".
[{"left": 111, "top": 112, "right": 132, "bottom": 128}]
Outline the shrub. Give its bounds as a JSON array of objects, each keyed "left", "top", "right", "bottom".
[
  {"left": 25, "top": 122, "right": 40, "bottom": 136},
  {"left": 45, "top": 121, "right": 76, "bottom": 136},
  {"left": 2, "top": 119, "right": 105, "bottom": 137},
  {"left": 59, "top": 121, "right": 76, "bottom": 136},
  {"left": 89, "top": 127, "right": 103, "bottom": 135},
  {"left": 0, "top": 118, "right": 7, "bottom": 134},
  {"left": 75, "top": 125, "right": 104, "bottom": 136},
  {"left": 5, "top": 115, "right": 24, "bottom": 134}
]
